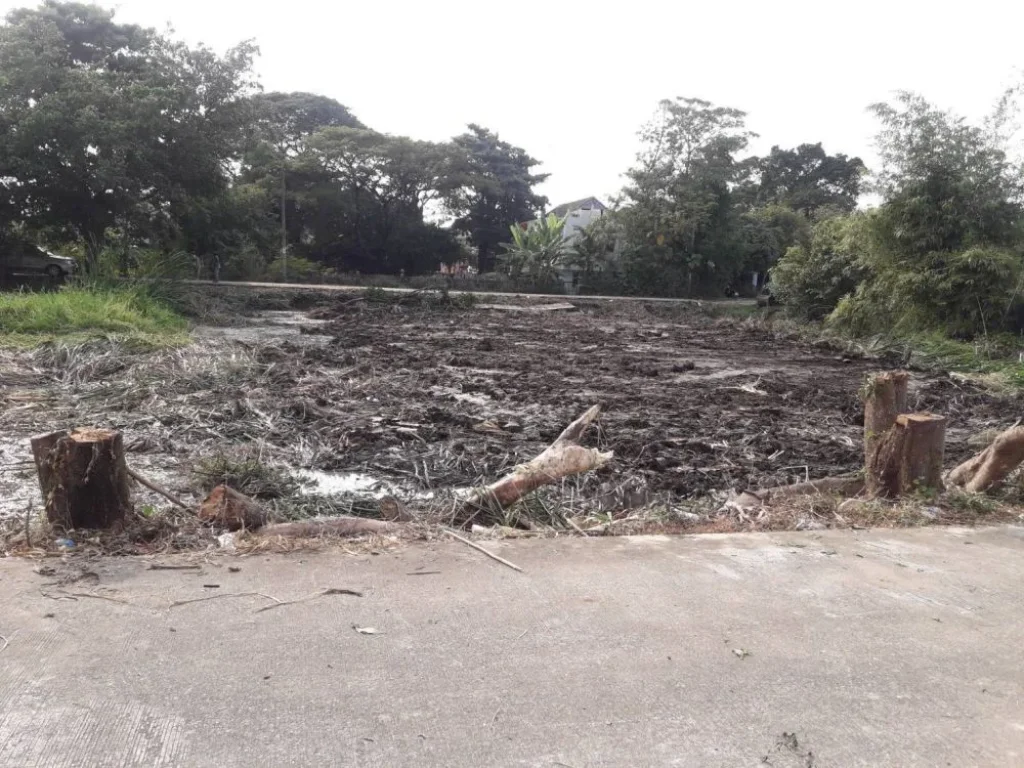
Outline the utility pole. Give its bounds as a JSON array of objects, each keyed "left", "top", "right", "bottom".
[{"left": 280, "top": 164, "right": 288, "bottom": 282}]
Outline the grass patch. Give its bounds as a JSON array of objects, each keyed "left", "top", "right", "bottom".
[
  {"left": 192, "top": 452, "right": 300, "bottom": 499},
  {"left": 0, "top": 287, "right": 189, "bottom": 347}
]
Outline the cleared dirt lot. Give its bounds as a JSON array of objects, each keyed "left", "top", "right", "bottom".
[{"left": 1, "top": 294, "right": 1020, "bottom": 546}]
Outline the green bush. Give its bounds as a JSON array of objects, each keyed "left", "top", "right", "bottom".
[
  {"left": 770, "top": 214, "right": 869, "bottom": 320},
  {"left": 263, "top": 256, "right": 336, "bottom": 283}
]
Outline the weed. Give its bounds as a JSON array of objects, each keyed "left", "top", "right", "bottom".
[
  {"left": 0, "top": 287, "right": 188, "bottom": 347},
  {"left": 192, "top": 452, "right": 300, "bottom": 499}
]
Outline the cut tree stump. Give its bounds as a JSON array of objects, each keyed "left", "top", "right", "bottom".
[
  {"left": 457, "top": 404, "right": 613, "bottom": 527},
  {"left": 866, "top": 413, "right": 946, "bottom": 497},
  {"left": 947, "top": 425, "right": 1024, "bottom": 492},
  {"left": 31, "top": 428, "right": 132, "bottom": 530},
  {"left": 863, "top": 370, "right": 909, "bottom": 469},
  {"left": 199, "top": 485, "right": 272, "bottom": 530}
]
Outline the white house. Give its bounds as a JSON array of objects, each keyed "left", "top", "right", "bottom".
[{"left": 548, "top": 196, "right": 608, "bottom": 244}]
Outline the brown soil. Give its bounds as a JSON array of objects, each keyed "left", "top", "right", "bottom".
[{"left": 2, "top": 296, "right": 1022, "bottom": 551}]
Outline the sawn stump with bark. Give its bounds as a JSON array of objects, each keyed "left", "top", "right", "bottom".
[
  {"left": 861, "top": 372, "right": 946, "bottom": 498},
  {"left": 31, "top": 428, "right": 132, "bottom": 530}
]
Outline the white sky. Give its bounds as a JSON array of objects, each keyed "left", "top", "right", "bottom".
[{"left": 5, "top": 0, "right": 1024, "bottom": 207}]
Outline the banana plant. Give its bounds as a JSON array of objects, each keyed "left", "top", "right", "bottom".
[{"left": 499, "top": 213, "right": 568, "bottom": 282}]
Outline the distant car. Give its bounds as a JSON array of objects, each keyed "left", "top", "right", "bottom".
[
  {"left": 1, "top": 243, "right": 76, "bottom": 279},
  {"left": 756, "top": 287, "right": 778, "bottom": 308}
]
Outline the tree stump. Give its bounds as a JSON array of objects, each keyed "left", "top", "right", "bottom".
[
  {"left": 863, "top": 370, "right": 909, "bottom": 468},
  {"left": 867, "top": 413, "right": 946, "bottom": 497},
  {"left": 31, "top": 428, "right": 132, "bottom": 530}
]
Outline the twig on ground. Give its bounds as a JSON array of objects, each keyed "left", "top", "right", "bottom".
[
  {"left": 147, "top": 564, "right": 202, "bottom": 571},
  {"left": 443, "top": 528, "right": 523, "bottom": 573},
  {"left": 170, "top": 591, "right": 281, "bottom": 608},
  {"left": 0, "top": 634, "right": 8, "bottom": 655},
  {"left": 254, "top": 587, "right": 363, "bottom": 613},
  {"left": 40, "top": 590, "right": 132, "bottom": 605},
  {"left": 128, "top": 468, "right": 192, "bottom": 511}
]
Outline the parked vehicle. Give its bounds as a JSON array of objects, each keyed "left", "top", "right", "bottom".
[{"left": 1, "top": 242, "right": 76, "bottom": 279}]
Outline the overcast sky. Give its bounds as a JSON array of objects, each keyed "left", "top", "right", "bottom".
[{"left": 5, "top": 0, "right": 1024, "bottom": 206}]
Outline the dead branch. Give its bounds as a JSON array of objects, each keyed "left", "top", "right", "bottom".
[
  {"left": 170, "top": 591, "right": 281, "bottom": 608},
  {"left": 254, "top": 587, "right": 363, "bottom": 613},
  {"left": 128, "top": 468, "right": 192, "bottom": 512},
  {"left": 259, "top": 517, "right": 397, "bottom": 538},
  {"left": 443, "top": 528, "right": 523, "bottom": 572},
  {"left": 458, "top": 405, "right": 612, "bottom": 526},
  {"left": 948, "top": 425, "right": 1024, "bottom": 492}
]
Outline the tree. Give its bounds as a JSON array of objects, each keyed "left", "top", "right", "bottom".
[
  {"left": 447, "top": 125, "right": 548, "bottom": 273},
  {"left": 617, "top": 97, "right": 755, "bottom": 295},
  {"left": 741, "top": 144, "right": 865, "bottom": 215},
  {"left": 246, "top": 91, "right": 364, "bottom": 156},
  {"left": 296, "top": 127, "right": 463, "bottom": 273},
  {"left": 828, "top": 90, "right": 1024, "bottom": 337},
  {"left": 0, "top": 1, "right": 257, "bottom": 265}
]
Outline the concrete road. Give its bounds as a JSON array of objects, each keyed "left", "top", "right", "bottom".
[
  {"left": 187, "top": 279, "right": 756, "bottom": 306},
  {"left": 1, "top": 526, "right": 1022, "bottom": 767}
]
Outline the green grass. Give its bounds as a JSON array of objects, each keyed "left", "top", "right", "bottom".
[{"left": 0, "top": 287, "right": 189, "bottom": 347}]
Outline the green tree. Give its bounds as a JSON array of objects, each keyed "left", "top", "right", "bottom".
[
  {"left": 0, "top": 1, "right": 258, "bottom": 265},
  {"left": 828, "top": 90, "right": 1024, "bottom": 337},
  {"left": 297, "top": 127, "right": 462, "bottom": 273},
  {"left": 447, "top": 125, "right": 548, "bottom": 273},
  {"left": 618, "top": 97, "right": 755, "bottom": 296},
  {"left": 741, "top": 144, "right": 865, "bottom": 215}
]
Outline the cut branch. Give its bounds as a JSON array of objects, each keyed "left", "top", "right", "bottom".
[
  {"left": 260, "top": 517, "right": 397, "bottom": 538},
  {"left": 948, "top": 425, "right": 1024, "bottom": 492},
  {"left": 457, "top": 405, "right": 613, "bottom": 527}
]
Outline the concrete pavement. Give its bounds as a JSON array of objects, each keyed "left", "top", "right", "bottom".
[{"left": 1, "top": 526, "right": 1023, "bottom": 767}]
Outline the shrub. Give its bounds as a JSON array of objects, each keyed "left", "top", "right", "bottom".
[{"left": 770, "top": 214, "right": 869, "bottom": 320}]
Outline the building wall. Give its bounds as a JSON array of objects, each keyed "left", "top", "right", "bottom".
[{"left": 562, "top": 206, "right": 604, "bottom": 244}]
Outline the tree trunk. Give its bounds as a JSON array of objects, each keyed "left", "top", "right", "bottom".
[
  {"left": 32, "top": 428, "right": 132, "bottom": 530},
  {"left": 477, "top": 241, "right": 495, "bottom": 274},
  {"left": 199, "top": 485, "right": 272, "bottom": 530},
  {"left": 947, "top": 426, "right": 1024, "bottom": 492},
  {"left": 863, "top": 370, "right": 909, "bottom": 469},
  {"left": 866, "top": 413, "right": 946, "bottom": 497}
]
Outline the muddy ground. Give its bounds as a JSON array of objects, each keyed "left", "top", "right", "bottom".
[{"left": 1, "top": 293, "right": 1021, "bottom": 550}]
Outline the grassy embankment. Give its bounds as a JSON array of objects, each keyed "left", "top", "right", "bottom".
[{"left": 0, "top": 287, "right": 189, "bottom": 347}]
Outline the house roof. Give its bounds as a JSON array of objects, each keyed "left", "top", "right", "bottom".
[{"left": 548, "top": 196, "right": 607, "bottom": 218}]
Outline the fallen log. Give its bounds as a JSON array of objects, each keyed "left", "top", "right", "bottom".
[
  {"left": 260, "top": 518, "right": 397, "bottom": 537},
  {"left": 947, "top": 425, "right": 1024, "bottom": 492},
  {"left": 199, "top": 485, "right": 271, "bottom": 530},
  {"left": 867, "top": 413, "right": 947, "bottom": 497},
  {"left": 755, "top": 474, "right": 865, "bottom": 503},
  {"left": 31, "top": 428, "right": 132, "bottom": 530},
  {"left": 457, "top": 405, "right": 613, "bottom": 526}
]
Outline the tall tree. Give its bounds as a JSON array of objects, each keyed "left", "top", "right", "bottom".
[
  {"left": 296, "top": 127, "right": 462, "bottom": 273},
  {"left": 447, "top": 125, "right": 548, "bottom": 273},
  {"left": 742, "top": 143, "right": 865, "bottom": 215},
  {"left": 0, "top": 1, "right": 257, "bottom": 264},
  {"left": 618, "top": 97, "right": 755, "bottom": 295}
]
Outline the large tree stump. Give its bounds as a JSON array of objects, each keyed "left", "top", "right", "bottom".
[
  {"left": 863, "top": 371, "right": 909, "bottom": 468},
  {"left": 867, "top": 413, "right": 946, "bottom": 497},
  {"left": 31, "top": 428, "right": 132, "bottom": 530},
  {"left": 948, "top": 426, "right": 1024, "bottom": 492}
]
